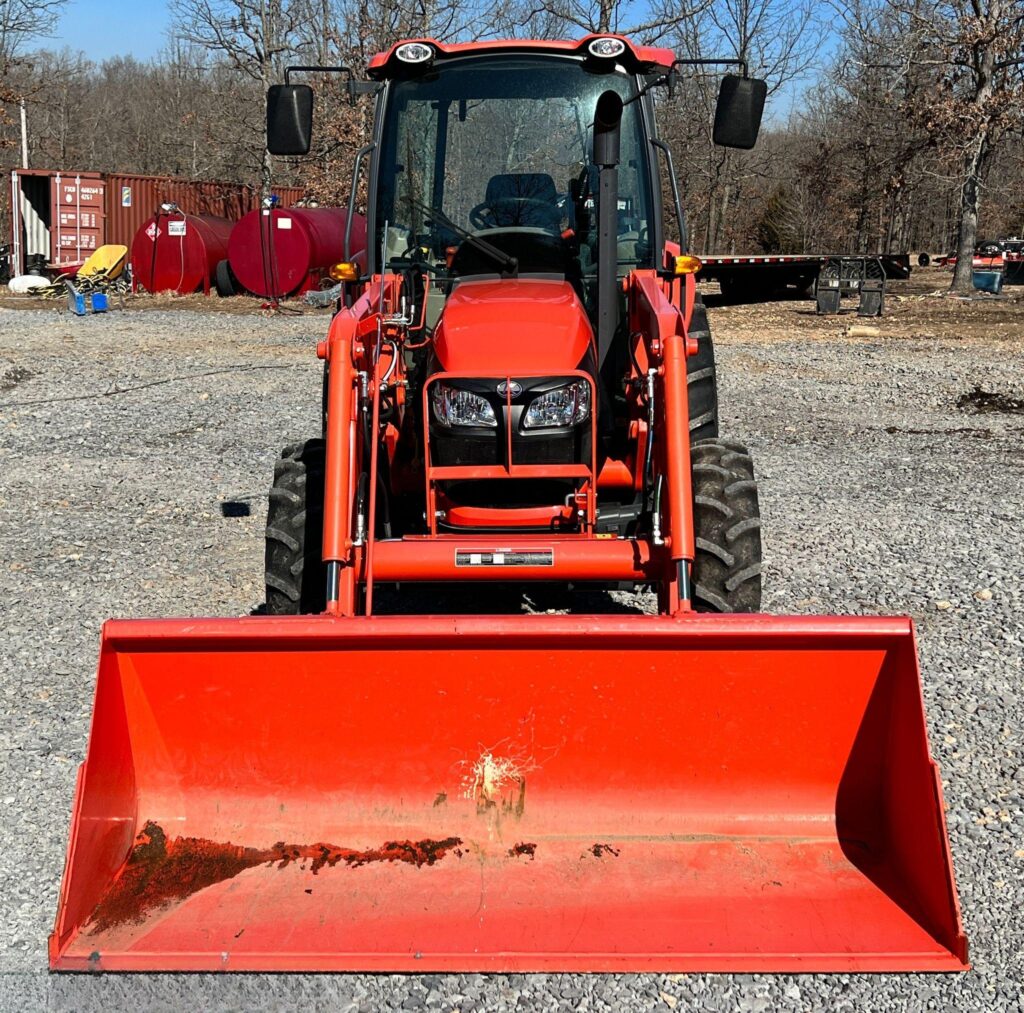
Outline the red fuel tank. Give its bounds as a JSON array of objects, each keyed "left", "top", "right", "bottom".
[
  {"left": 227, "top": 207, "right": 367, "bottom": 298},
  {"left": 130, "top": 213, "right": 233, "bottom": 295}
]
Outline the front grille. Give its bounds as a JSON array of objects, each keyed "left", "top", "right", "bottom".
[
  {"left": 430, "top": 428, "right": 580, "bottom": 467},
  {"left": 514, "top": 434, "right": 575, "bottom": 464},
  {"left": 432, "top": 431, "right": 501, "bottom": 466}
]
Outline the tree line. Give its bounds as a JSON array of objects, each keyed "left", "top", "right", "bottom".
[{"left": 2, "top": 0, "right": 1022, "bottom": 292}]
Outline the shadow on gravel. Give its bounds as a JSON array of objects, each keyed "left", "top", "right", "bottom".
[{"left": 220, "top": 500, "right": 252, "bottom": 517}]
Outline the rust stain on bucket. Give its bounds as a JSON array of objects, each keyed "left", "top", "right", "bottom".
[{"left": 85, "top": 822, "right": 463, "bottom": 932}]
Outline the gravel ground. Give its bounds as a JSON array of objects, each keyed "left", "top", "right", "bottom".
[{"left": 1, "top": 290, "right": 1022, "bottom": 1010}]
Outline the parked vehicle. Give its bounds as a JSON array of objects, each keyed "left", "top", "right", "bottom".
[{"left": 50, "top": 34, "right": 966, "bottom": 974}]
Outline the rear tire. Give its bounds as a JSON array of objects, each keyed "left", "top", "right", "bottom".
[
  {"left": 265, "top": 439, "right": 326, "bottom": 615},
  {"left": 690, "top": 437, "right": 761, "bottom": 612},
  {"left": 686, "top": 300, "right": 718, "bottom": 442}
]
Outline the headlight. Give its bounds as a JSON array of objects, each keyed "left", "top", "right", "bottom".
[
  {"left": 395, "top": 42, "right": 433, "bottom": 64},
  {"left": 587, "top": 37, "right": 626, "bottom": 59},
  {"left": 431, "top": 384, "right": 497, "bottom": 428},
  {"left": 523, "top": 380, "right": 591, "bottom": 429}
]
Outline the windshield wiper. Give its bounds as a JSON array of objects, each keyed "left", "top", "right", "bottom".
[{"left": 414, "top": 201, "right": 518, "bottom": 276}]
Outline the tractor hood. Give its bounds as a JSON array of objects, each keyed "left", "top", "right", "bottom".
[{"left": 432, "top": 278, "right": 594, "bottom": 375}]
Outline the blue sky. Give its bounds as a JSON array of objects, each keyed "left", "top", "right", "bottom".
[{"left": 54, "top": 0, "right": 171, "bottom": 60}]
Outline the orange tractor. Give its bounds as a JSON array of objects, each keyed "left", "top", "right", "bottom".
[{"left": 51, "top": 35, "right": 966, "bottom": 972}]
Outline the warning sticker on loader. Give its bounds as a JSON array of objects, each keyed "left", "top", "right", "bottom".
[{"left": 456, "top": 549, "right": 553, "bottom": 567}]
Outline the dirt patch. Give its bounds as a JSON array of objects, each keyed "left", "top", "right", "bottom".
[
  {"left": 273, "top": 836, "right": 465, "bottom": 874},
  {"left": 883, "top": 425, "right": 993, "bottom": 437},
  {"left": 85, "top": 822, "right": 269, "bottom": 933},
  {"left": 956, "top": 387, "right": 1024, "bottom": 415},
  {"left": 0, "top": 366, "right": 34, "bottom": 390},
  {"left": 702, "top": 267, "right": 1024, "bottom": 349}
]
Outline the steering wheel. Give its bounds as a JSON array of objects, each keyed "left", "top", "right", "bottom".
[{"left": 469, "top": 197, "right": 558, "bottom": 230}]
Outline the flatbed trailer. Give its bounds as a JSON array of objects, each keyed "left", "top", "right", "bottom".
[
  {"left": 935, "top": 249, "right": 1023, "bottom": 284},
  {"left": 698, "top": 253, "right": 912, "bottom": 301}
]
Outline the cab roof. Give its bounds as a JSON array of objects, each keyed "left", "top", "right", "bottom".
[{"left": 367, "top": 35, "right": 675, "bottom": 79}]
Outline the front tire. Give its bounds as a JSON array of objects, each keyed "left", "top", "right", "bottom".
[
  {"left": 265, "top": 439, "right": 326, "bottom": 615},
  {"left": 690, "top": 437, "right": 761, "bottom": 612}
]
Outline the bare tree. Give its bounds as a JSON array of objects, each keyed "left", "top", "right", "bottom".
[
  {"left": 508, "top": 0, "right": 712, "bottom": 43},
  {"left": 169, "top": 0, "right": 307, "bottom": 189},
  {"left": 0, "top": 0, "right": 67, "bottom": 67},
  {"left": 657, "top": 0, "right": 822, "bottom": 252},
  {"left": 0, "top": 0, "right": 68, "bottom": 167},
  {"left": 842, "top": 0, "right": 1024, "bottom": 290}
]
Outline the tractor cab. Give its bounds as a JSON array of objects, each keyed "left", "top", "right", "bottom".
[
  {"left": 371, "top": 49, "right": 656, "bottom": 305},
  {"left": 264, "top": 37, "right": 767, "bottom": 537}
]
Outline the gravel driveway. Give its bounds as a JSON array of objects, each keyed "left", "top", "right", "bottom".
[{"left": 1, "top": 296, "right": 1021, "bottom": 1010}]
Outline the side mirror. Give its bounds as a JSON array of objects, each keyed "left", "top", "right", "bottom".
[
  {"left": 267, "top": 84, "right": 313, "bottom": 155},
  {"left": 712, "top": 75, "right": 767, "bottom": 150}
]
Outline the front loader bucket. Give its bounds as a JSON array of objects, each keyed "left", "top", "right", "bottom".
[{"left": 51, "top": 614, "right": 967, "bottom": 973}]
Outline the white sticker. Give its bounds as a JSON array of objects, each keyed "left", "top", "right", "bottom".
[
  {"left": 168, "top": 221, "right": 187, "bottom": 237},
  {"left": 145, "top": 224, "right": 160, "bottom": 240},
  {"left": 276, "top": 217, "right": 292, "bottom": 230}
]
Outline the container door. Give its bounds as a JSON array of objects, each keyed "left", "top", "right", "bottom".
[{"left": 51, "top": 175, "right": 106, "bottom": 267}]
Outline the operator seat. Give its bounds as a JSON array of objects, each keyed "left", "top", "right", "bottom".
[{"left": 483, "top": 173, "right": 561, "bottom": 230}]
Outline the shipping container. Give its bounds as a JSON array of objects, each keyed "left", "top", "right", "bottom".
[
  {"left": 8, "top": 169, "right": 304, "bottom": 277},
  {"left": 105, "top": 173, "right": 303, "bottom": 257},
  {"left": 10, "top": 169, "right": 106, "bottom": 274}
]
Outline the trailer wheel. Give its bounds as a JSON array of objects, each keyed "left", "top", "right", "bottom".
[
  {"left": 687, "top": 300, "right": 718, "bottom": 442},
  {"left": 214, "top": 259, "right": 238, "bottom": 297},
  {"left": 690, "top": 437, "right": 761, "bottom": 613},
  {"left": 265, "top": 439, "right": 326, "bottom": 615}
]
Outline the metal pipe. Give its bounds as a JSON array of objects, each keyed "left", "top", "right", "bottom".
[
  {"left": 345, "top": 143, "right": 375, "bottom": 264},
  {"left": 323, "top": 329, "right": 357, "bottom": 610},
  {"left": 594, "top": 90, "right": 623, "bottom": 369},
  {"left": 19, "top": 100, "right": 28, "bottom": 169},
  {"left": 361, "top": 538, "right": 659, "bottom": 582},
  {"left": 650, "top": 138, "right": 687, "bottom": 251}
]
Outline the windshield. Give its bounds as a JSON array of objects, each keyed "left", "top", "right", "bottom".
[{"left": 374, "top": 55, "right": 653, "bottom": 276}]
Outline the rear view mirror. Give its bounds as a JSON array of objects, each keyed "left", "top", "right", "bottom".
[
  {"left": 267, "top": 84, "right": 313, "bottom": 155},
  {"left": 712, "top": 75, "right": 767, "bottom": 150}
]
